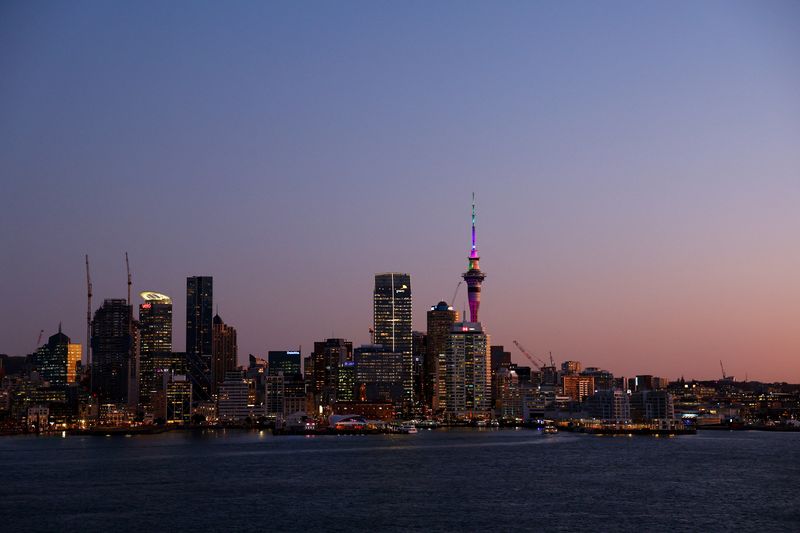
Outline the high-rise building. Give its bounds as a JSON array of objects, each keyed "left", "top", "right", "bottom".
[
  {"left": 412, "top": 331, "right": 426, "bottom": 406},
  {"left": 67, "top": 343, "right": 81, "bottom": 384},
  {"left": 353, "top": 344, "right": 404, "bottom": 403},
  {"left": 443, "top": 322, "right": 491, "bottom": 419},
  {"left": 138, "top": 291, "right": 172, "bottom": 408},
  {"left": 268, "top": 351, "right": 301, "bottom": 375},
  {"left": 92, "top": 299, "right": 138, "bottom": 407},
  {"left": 267, "top": 351, "right": 304, "bottom": 415},
  {"left": 32, "top": 325, "right": 79, "bottom": 388},
  {"left": 426, "top": 301, "right": 458, "bottom": 411},
  {"left": 373, "top": 273, "right": 412, "bottom": 402},
  {"left": 337, "top": 361, "right": 356, "bottom": 403},
  {"left": 585, "top": 389, "right": 630, "bottom": 422},
  {"left": 561, "top": 360, "right": 582, "bottom": 375},
  {"left": 311, "top": 338, "right": 353, "bottom": 407},
  {"left": 495, "top": 367, "right": 523, "bottom": 419},
  {"left": 462, "top": 194, "right": 486, "bottom": 323},
  {"left": 186, "top": 276, "right": 213, "bottom": 356},
  {"left": 490, "top": 345, "right": 512, "bottom": 410},
  {"left": 211, "top": 314, "right": 237, "bottom": 395},
  {"left": 562, "top": 375, "right": 595, "bottom": 402},
  {"left": 217, "top": 371, "right": 252, "bottom": 421}
]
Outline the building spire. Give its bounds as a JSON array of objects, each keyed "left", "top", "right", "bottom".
[
  {"left": 462, "top": 194, "right": 486, "bottom": 323},
  {"left": 470, "top": 192, "right": 478, "bottom": 259}
]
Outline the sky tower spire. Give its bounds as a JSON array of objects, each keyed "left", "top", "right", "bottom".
[
  {"left": 470, "top": 192, "right": 478, "bottom": 259},
  {"left": 463, "top": 193, "right": 486, "bottom": 323}
]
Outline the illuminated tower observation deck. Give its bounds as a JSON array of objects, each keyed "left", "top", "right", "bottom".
[{"left": 462, "top": 194, "right": 486, "bottom": 323}]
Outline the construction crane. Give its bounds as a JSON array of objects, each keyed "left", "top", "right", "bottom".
[
  {"left": 451, "top": 281, "right": 463, "bottom": 308},
  {"left": 512, "top": 340, "right": 547, "bottom": 369},
  {"left": 719, "top": 360, "right": 734, "bottom": 381},
  {"left": 125, "top": 252, "right": 132, "bottom": 305},
  {"left": 85, "top": 254, "right": 93, "bottom": 394},
  {"left": 35, "top": 329, "right": 44, "bottom": 349}
]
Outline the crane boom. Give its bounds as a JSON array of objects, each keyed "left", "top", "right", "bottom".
[
  {"left": 720, "top": 359, "right": 726, "bottom": 380},
  {"left": 125, "top": 252, "right": 131, "bottom": 305},
  {"left": 451, "top": 281, "right": 463, "bottom": 308},
  {"left": 36, "top": 329, "right": 44, "bottom": 348},
  {"left": 85, "top": 254, "right": 93, "bottom": 394},
  {"left": 513, "top": 340, "right": 547, "bottom": 369}
]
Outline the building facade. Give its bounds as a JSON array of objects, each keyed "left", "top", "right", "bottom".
[
  {"left": 92, "top": 299, "right": 138, "bottom": 407},
  {"left": 138, "top": 291, "right": 172, "bottom": 408},
  {"left": 211, "top": 314, "right": 237, "bottom": 395},
  {"left": 186, "top": 276, "right": 213, "bottom": 356},
  {"left": 373, "top": 273, "right": 412, "bottom": 403},
  {"left": 443, "top": 322, "right": 491, "bottom": 419},
  {"left": 426, "top": 301, "right": 458, "bottom": 411}
]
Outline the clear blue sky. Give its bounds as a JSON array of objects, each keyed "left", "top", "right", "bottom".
[{"left": 2, "top": 1, "right": 799, "bottom": 381}]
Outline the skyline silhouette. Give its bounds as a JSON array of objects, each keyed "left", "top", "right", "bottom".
[{"left": 2, "top": 2, "right": 799, "bottom": 381}]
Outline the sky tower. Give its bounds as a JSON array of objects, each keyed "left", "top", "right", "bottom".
[{"left": 462, "top": 193, "right": 486, "bottom": 323}]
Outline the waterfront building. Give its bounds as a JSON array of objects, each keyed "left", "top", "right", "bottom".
[
  {"left": 331, "top": 401, "right": 395, "bottom": 422},
  {"left": 264, "top": 372, "right": 285, "bottom": 419},
  {"left": 631, "top": 390, "right": 675, "bottom": 421},
  {"left": 495, "top": 367, "right": 523, "bottom": 419},
  {"left": 91, "top": 299, "right": 138, "bottom": 407},
  {"left": 217, "top": 371, "right": 251, "bottom": 421},
  {"left": 426, "top": 302, "right": 458, "bottom": 411},
  {"left": 373, "top": 273, "right": 413, "bottom": 402},
  {"left": 585, "top": 389, "right": 630, "bottom": 422},
  {"left": 265, "top": 352, "right": 306, "bottom": 418},
  {"left": 138, "top": 291, "right": 172, "bottom": 408},
  {"left": 443, "top": 322, "right": 491, "bottom": 419},
  {"left": 311, "top": 338, "right": 353, "bottom": 407},
  {"left": 562, "top": 375, "right": 595, "bottom": 402},
  {"left": 151, "top": 373, "right": 192, "bottom": 424},
  {"left": 186, "top": 276, "right": 213, "bottom": 356},
  {"left": 211, "top": 314, "right": 237, "bottom": 394},
  {"left": 353, "top": 344, "right": 404, "bottom": 403}
]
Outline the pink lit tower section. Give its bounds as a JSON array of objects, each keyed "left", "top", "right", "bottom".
[{"left": 462, "top": 193, "right": 486, "bottom": 323}]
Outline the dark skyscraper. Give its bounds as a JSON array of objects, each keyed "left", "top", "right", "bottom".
[
  {"left": 373, "top": 273, "right": 412, "bottom": 402},
  {"left": 426, "top": 301, "right": 458, "bottom": 411},
  {"left": 268, "top": 351, "right": 302, "bottom": 375},
  {"left": 138, "top": 291, "right": 172, "bottom": 408},
  {"left": 211, "top": 314, "right": 237, "bottom": 395},
  {"left": 312, "top": 338, "right": 353, "bottom": 407},
  {"left": 186, "top": 276, "right": 213, "bottom": 356},
  {"left": 92, "top": 299, "right": 138, "bottom": 407},
  {"left": 32, "top": 325, "right": 77, "bottom": 388},
  {"left": 462, "top": 194, "right": 486, "bottom": 323}
]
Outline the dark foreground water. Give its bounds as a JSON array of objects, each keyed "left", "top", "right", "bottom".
[{"left": 2, "top": 428, "right": 799, "bottom": 532}]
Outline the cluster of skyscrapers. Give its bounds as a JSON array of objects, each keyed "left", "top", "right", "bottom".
[{"left": 4, "top": 198, "right": 797, "bottom": 433}]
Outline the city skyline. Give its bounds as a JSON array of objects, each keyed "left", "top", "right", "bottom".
[{"left": 2, "top": 2, "right": 800, "bottom": 382}]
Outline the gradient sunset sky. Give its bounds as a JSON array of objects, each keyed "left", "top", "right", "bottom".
[{"left": 2, "top": 1, "right": 799, "bottom": 382}]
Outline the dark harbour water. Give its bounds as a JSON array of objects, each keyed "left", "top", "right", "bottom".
[{"left": 1, "top": 429, "right": 799, "bottom": 532}]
